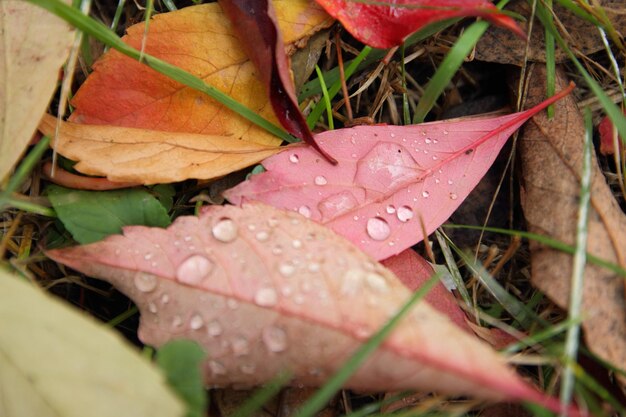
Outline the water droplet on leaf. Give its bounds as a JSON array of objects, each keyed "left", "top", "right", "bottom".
[
  {"left": 207, "top": 320, "right": 223, "bottom": 337},
  {"left": 298, "top": 205, "right": 311, "bottom": 218},
  {"left": 255, "top": 287, "right": 278, "bottom": 306},
  {"left": 212, "top": 217, "right": 238, "bottom": 243},
  {"left": 134, "top": 272, "right": 157, "bottom": 293},
  {"left": 189, "top": 314, "right": 204, "bottom": 330},
  {"left": 176, "top": 255, "right": 214, "bottom": 285},
  {"left": 314, "top": 175, "right": 328, "bottom": 186},
  {"left": 289, "top": 153, "right": 299, "bottom": 163},
  {"left": 396, "top": 205, "right": 414, "bottom": 222},
  {"left": 366, "top": 217, "right": 391, "bottom": 241},
  {"left": 262, "top": 326, "right": 287, "bottom": 353}
]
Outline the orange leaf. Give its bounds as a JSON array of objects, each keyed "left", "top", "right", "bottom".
[{"left": 39, "top": 114, "right": 281, "bottom": 184}]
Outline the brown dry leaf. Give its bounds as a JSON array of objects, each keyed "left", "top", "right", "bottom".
[
  {"left": 38, "top": 114, "right": 281, "bottom": 184},
  {"left": 519, "top": 65, "right": 626, "bottom": 375},
  {"left": 0, "top": 1, "right": 73, "bottom": 182},
  {"left": 475, "top": 0, "right": 626, "bottom": 66}
]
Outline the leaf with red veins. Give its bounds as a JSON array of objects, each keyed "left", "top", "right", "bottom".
[
  {"left": 225, "top": 84, "right": 574, "bottom": 261},
  {"left": 315, "top": 0, "right": 524, "bottom": 49},
  {"left": 47, "top": 203, "right": 579, "bottom": 415}
]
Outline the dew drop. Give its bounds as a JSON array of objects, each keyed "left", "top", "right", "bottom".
[
  {"left": 366, "top": 272, "right": 389, "bottom": 293},
  {"left": 278, "top": 262, "right": 296, "bottom": 277},
  {"left": 114, "top": 249, "right": 121, "bottom": 255},
  {"left": 298, "top": 205, "right": 312, "bottom": 218},
  {"left": 291, "top": 239, "right": 302, "bottom": 249},
  {"left": 385, "top": 204, "right": 396, "bottom": 214},
  {"left": 255, "top": 287, "right": 278, "bottom": 306},
  {"left": 447, "top": 179, "right": 453, "bottom": 185},
  {"left": 267, "top": 217, "right": 279, "bottom": 228},
  {"left": 314, "top": 175, "right": 328, "bottom": 186},
  {"left": 134, "top": 272, "right": 158, "bottom": 293},
  {"left": 424, "top": 138, "right": 432, "bottom": 144},
  {"left": 449, "top": 193, "right": 458, "bottom": 200},
  {"left": 433, "top": 138, "right": 439, "bottom": 144},
  {"left": 435, "top": 178, "right": 440, "bottom": 184},
  {"left": 289, "top": 153, "right": 299, "bottom": 163},
  {"left": 351, "top": 153, "right": 357, "bottom": 158},
  {"left": 308, "top": 262, "right": 321, "bottom": 273},
  {"left": 247, "top": 224, "right": 256, "bottom": 231},
  {"left": 443, "top": 129, "right": 449, "bottom": 135},
  {"left": 212, "top": 217, "right": 238, "bottom": 243},
  {"left": 144, "top": 253, "right": 153, "bottom": 260},
  {"left": 209, "top": 360, "right": 226, "bottom": 375},
  {"left": 176, "top": 255, "right": 214, "bottom": 285},
  {"left": 272, "top": 245, "right": 283, "bottom": 255},
  {"left": 390, "top": 132, "right": 396, "bottom": 138},
  {"left": 262, "top": 326, "right": 288, "bottom": 353},
  {"left": 172, "top": 315, "right": 183, "bottom": 329},
  {"left": 189, "top": 314, "right": 204, "bottom": 330},
  {"left": 255, "top": 231, "right": 269, "bottom": 242},
  {"left": 207, "top": 320, "right": 223, "bottom": 337},
  {"left": 161, "top": 294, "right": 170, "bottom": 304},
  {"left": 432, "top": 155, "right": 438, "bottom": 160},
  {"left": 227, "top": 299, "right": 239, "bottom": 309},
  {"left": 366, "top": 217, "right": 391, "bottom": 241},
  {"left": 422, "top": 191, "right": 430, "bottom": 198},
  {"left": 396, "top": 205, "right": 414, "bottom": 222},
  {"left": 148, "top": 302, "right": 158, "bottom": 314},
  {"left": 232, "top": 336, "right": 250, "bottom": 356}
]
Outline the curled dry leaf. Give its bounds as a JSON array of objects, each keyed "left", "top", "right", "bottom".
[
  {"left": 0, "top": 0, "right": 73, "bottom": 181},
  {"left": 218, "top": 0, "right": 334, "bottom": 163},
  {"left": 225, "top": 86, "right": 573, "bottom": 261},
  {"left": 518, "top": 65, "right": 626, "bottom": 378},
  {"left": 38, "top": 114, "right": 280, "bottom": 184},
  {"left": 315, "top": 0, "right": 523, "bottom": 49},
  {"left": 48, "top": 203, "right": 575, "bottom": 413}
]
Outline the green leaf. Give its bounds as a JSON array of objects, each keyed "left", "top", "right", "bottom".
[
  {"left": 149, "top": 184, "right": 176, "bottom": 213},
  {"left": 156, "top": 340, "right": 207, "bottom": 417},
  {"left": 47, "top": 185, "right": 171, "bottom": 244},
  {"left": 0, "top": 267, "right": 184, "bottom": 417}
]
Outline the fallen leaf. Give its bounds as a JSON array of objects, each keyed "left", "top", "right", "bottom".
[
  {"left": 0, "top": 268, "right": 184, "bottom": 417},
  {"left": 218, "top": 0, "right": 335, "bottom": 163},
  {"left": 518, "top": 65, "right": 626, "bottom": 378},
  {"left": 0, "top": 0, "right": 73, "bottom": 182},
  {"left": 598, "top": 111, "right": 625, "bottom": 156},
  {"left": 225, "top": 86, "right": 573, "bottom": 261},
  {"left": 47, "top": 184, "right": 171, "bottom": 244},
  {"left": 314, "top": 0, "right": 523, "bottom": 49},
  {"left": 68, "top": 1, "right": 331, "bottom": 148},
  {"left": 381, "top": 249, "right": 472, "bottom": 333},
  {"left": 47, "top": 203, "right": 574, "bottom": 413},
  {"left": 38, "top": 114, "right": 281, "bottom": 184},
  {"left": 475, "top": 0, "right": 626, "bottom": 66}
]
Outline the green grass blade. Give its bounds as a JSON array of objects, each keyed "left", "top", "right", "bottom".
[
  {"left": 535, "top": 2, "right": 626, "bottom": 147},
  {"left": 230, "top": 372, "right": 292, "bottom": 417},
  {"left": 307, "top": 46, "right": 372, "bottom": 129},
  {"left": 3, "top": 137, "right": 51, "bottom": 195},
  {"left": 559, "top": 108, "right": 593, "bottom": 414},
  {"left": 544, "top": 0, "right": 556, "bottom": 118},
  {"left": 294, "top": 274, "right": 440, "bottom": 417},
  {"left": 315, "top": 65, "right": 334, "bottom": 130},
  {"left": 444, "top": 224, "right": 626, "bottom": 277},
  {"left": 26, "top": 0, "right": 292, "bottom": 143},
  {"left": 412, "top": 0, "right": 510, "bottom": 123},
  {"left": 434, "top": 230, "right": 472, "bottom": 308}
]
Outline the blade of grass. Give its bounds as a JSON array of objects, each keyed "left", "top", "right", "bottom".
[
  {"left": 434, "top": 230, "right": 472, "bottom": 308},
  {"left": 315, "top": 65, "right": 334, "bottom": 130},
  {"left": 535, "top": 1, "right": 626, "bottom": 148},
  {"left": 27, "top": 0, "right": 293, "bottom": 143},
  {"left": 3, "top": 137, "right": 51, "bottom": 195},
  {"left": 400, "top": 43, "right": 411, "bottom": 125},
  {"left": 444, "top": 224, "right": 626, "bottom": 277},
  {"left": 294, "top": 274, "right": 440, "bottom": 417},
  {"left": 139, "top": 0, "right": 154, "bottom": 62},
  {"left": 230, "top": 371, "right": 292, "bottom": 417},
  {"left": 544, "top": 0, "right": 556, "bottom": 118},
  {"left": 558, "top": 108, "right": 593, "bottom": 415},
  {"left": 412, "top": 0, "right": 513, "bottom": 123}
]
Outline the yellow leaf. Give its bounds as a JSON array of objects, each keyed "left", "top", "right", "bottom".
[
  {"left": 0, "top": 1, "right": 73, "bottom": 182},
  {"left": 39, "top": 114, "right": 283, "bottom": 184},
  {"left": 0, "top": 268, "right": 184, "bottom": 417}
]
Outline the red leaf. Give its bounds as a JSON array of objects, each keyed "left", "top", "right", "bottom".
[
  {"left": 315, "top": 0, "right": 524, "bottom": 49},
  {"left": 598, "top": 112, "right": 625, "bottom": 156},
  {"left": 218, "top": 0, "right": 336, "bottom": 163},
  {"left": 381, "top": 249, "right": 472, "bottom": 334},
  {"left": 46, "top": 203, "right": 579, "bottom": 415},
  {"left": 225, "top": 84, "right": 574, "bottom": 261}
]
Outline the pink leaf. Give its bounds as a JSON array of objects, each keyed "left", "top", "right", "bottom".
[
  {"left": 225, "top": 84, "right": 574, "bottom": 261},
  {"left": 381, "top": 249, "right": 472, "bottom": 334},
  {"left": 46, "top": 203, "right": 578, "bottom": 415}
]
